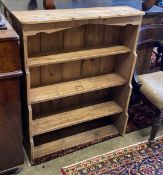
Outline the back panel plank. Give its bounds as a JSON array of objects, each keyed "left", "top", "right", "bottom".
[{"left": 61, "top": 26, "right": 85, "bottom": 108}]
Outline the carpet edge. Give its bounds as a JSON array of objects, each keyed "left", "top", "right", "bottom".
[{"left": 61, "top": 135, "right": 163, "bottom": 174}]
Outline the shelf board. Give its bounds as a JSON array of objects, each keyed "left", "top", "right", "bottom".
[
  {"left": 30, "top": 73, "right": 126, "bottom": 104},
  {"left": 33, "top": 124, "right": 119, "bottom": 159},
  {"left": 33, "top": 101, "right": 122, "bottom": 136},
  {"left": 28, "top": 45, "right": 131, "bottom": 67}
]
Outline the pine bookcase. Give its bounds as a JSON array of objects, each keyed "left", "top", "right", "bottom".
[{"left": 5, "top": 6, "right": 144, "bottom": 164}]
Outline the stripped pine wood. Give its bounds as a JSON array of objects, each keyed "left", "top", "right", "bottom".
[
  {"left": 40, "top": 31, "right": 64, "bottom": 85},
  {"left": 33, "top": 101, "right": 122, "bottom": 136},
  {"left": 28, "top": 34, "right": 42, "bottom": 116},
  {"left": 80, "top": 24, "right": 105, "bottom": 103},
  {"left": 12, "top": 7, "right": 144, "bottom": 25},
  {"left": 40, "top": 31, "right": 64, "bottom": 114},
  {"left": 113, "top": 24, "right": 141, "bottom": 136},
  {"left": 23, "top": 34, "right": 36, "bottom": 163},
  {"left": 2, "top": 5, "right": 144, "bottom": 163},
  {"left": 33, "top": 124, "right": 119, "bottom": 158},
  {"left": 62, "top": 26, "right": 84, "bottom": 81},
  {"left": 29, "top": 34, "right": 41, "bottom": 88},
  {"left": 61, "top": 26, "right": 84, "bottom": 108},
  {"left": 104, "top": 26, "right": 121, "bottom": 45},
  {"left": 28, "top": 45, "right": 130, "bottom": 67},
  {"left": 30, "top": 73, "right": 126, "bottom": 104}
]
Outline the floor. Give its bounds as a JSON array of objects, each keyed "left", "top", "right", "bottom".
[{"left": 19, "top": 124, "right": 163, "bottom": 175}]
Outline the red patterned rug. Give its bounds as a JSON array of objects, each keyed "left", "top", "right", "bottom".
[
  {"left": 61, "top": 136, "right": 163, "bottom": 175},
  {"left": 127, "top": 102, "right": 155, "bottom": 133}
]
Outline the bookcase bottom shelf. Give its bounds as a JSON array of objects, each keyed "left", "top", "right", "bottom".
[
  {"left": 33, "top": 101, "right": 122, "bottom": 136},
  {"left": 33, "top": 124, "right": 119, "bottom": 159}
]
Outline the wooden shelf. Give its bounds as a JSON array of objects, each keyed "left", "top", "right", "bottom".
[
  {"left": 33, "top": 124, "right": 118, "bottom": 159},
  {"left": 30, "top": 73, "right": 126, "bottom": 104},
  {"left": 28, "top": 45, "right": 131, "bottom": 67},
  {"left": 33, "top": 101, "right": 122, "bottom": 136}
]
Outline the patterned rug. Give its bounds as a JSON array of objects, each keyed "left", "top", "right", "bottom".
[
  {"left": 127, "top": 102, "right": 155, "bottom": 133},
  {"left": 61, "top": 136, "right": 163, "bottom": 175}
]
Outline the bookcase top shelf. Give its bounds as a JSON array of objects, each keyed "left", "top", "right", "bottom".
[{"left": 13, "top": 6, "right": 144, "bottom": 25}]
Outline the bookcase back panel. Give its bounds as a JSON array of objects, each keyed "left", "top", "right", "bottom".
[
  {"left": 28, "top": 24, "right": 123, "bottom": 90},
  {"left": 119, "top": 25, "right": 139, "bottom": 49},
  {"left": 28, "top": 24, "right": 131, "bottom": 120},
  {"left": 27, "top": 25, "right": 121, "bottom": 57},
  {"left": 30, "top": 56, "right": 115, "bottom": 88}
]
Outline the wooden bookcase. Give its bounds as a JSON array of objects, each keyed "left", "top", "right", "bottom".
[{"left": 8, "top": 7, "right": 143, "bottom": 164}]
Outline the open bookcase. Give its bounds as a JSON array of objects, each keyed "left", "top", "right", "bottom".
[{"left": 9, "top": 7, "right": 143, "bottom": 164}]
